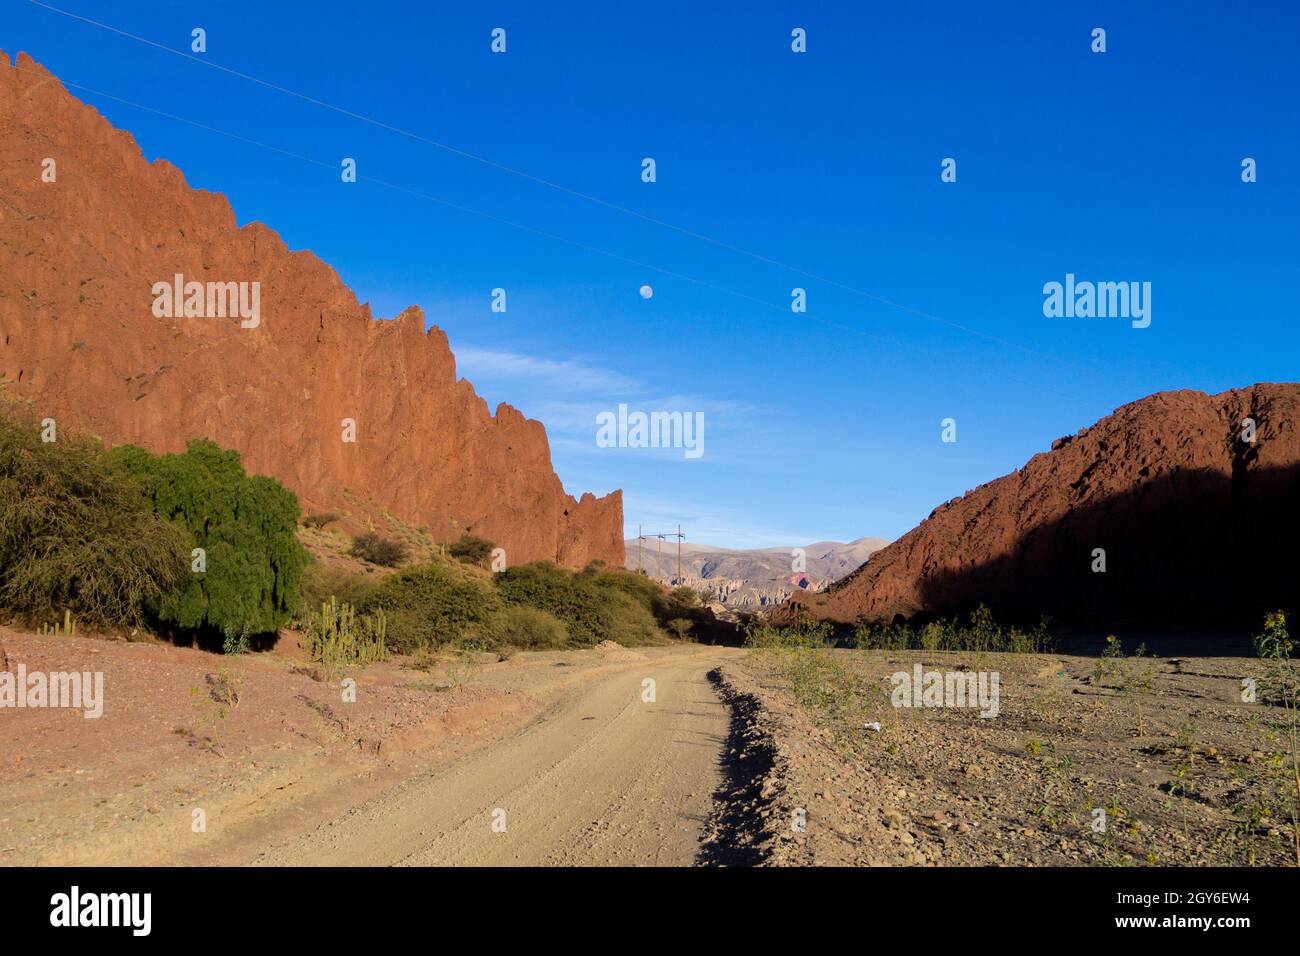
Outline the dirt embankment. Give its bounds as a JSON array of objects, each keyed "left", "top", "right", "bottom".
[{"left": 696, "top": 669, "right": 782, "bottom": 865}]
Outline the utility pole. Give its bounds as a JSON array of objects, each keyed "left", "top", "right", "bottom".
[
  {"left": 639, "top": 527, "right": 686, "bottom": 585},
  {"left": 677, "top": 523, "right": 682, "bottom": 587}
]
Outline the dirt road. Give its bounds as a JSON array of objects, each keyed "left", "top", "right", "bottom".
[{"left": 248, "top": 646, "right": 736, "bottom": 866}]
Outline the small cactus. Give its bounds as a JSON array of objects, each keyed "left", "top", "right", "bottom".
[{"left": 38, "top": 612, "right": 77, "bottom": 637}]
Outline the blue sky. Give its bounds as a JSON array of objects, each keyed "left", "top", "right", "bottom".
[{"left": 6, "top": 1, "right": 1298, "bottom": 547}]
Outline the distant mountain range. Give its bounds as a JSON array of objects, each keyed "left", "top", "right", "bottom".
[{"left": 625, "top": 537, "right": 888, "bottom": 611}]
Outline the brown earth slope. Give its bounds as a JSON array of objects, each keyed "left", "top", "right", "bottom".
[
  {"left": 0, "top": 51, "right": 621, "bottom": 567},
  {"left": 787, "top": 384, "right": 1300, "bottom": 628}
]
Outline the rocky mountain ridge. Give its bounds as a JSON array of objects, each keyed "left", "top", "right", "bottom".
[
  {"left": 784, "top": 384, "right": 1300, "bottom": 628},
  {"left": 627, "top": 537, "right": 887, "bottom": 610}
]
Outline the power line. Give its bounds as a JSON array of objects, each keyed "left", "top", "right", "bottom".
[
  {"left": 6, "top": 58, "right": 1093, "bottom": 406},
  {"left": 26, "top": 0, "right": 1090, "bottom": 371},
  {"left": 636, "top": 526, "right": 685, "bottom": 585}
]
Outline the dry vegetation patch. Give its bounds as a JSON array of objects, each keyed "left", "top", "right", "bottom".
[{"left": 715, "top": 634, "right": 1298, "bottom": 866}]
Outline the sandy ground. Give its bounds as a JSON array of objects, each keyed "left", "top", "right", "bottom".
[
  {"left": 706, "top": 647, "right": 1299, "bottom": 866},
  {"left": 0, "top": 628, "right": 735, "bottom": 866},
  {"left": 252, "top": 648, "right": 732, "bottom": 865}
]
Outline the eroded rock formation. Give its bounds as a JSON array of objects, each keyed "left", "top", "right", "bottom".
[{"left": 0, "top": 51, "right": 622, "bottom": 566}]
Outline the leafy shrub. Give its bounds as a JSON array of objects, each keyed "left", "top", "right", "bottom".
[
  {"left": 360, "top": 563, "right": 500, "bottom": 652},
  {"left": 653, "top": 584, "right": 705, "bottom": 624},
  {"left": 742, "top": 618, "right": 864, "bottom": 747},
  {"left": 342, "top": 560, "right": 670, "bottom": 654},
  {"left": 588, "top": 565, "right": 696, "bottom": 636},
  {"left": 222, "top": 629, "right": 250, "bottom": 656},
  {"left": 1094, "top": 634, "right": 1127, "bottom": 686},
  {"left": 586, "top": 586, "right": 662, "bottom": 645},
  {"left": 668, "top": 586, "right": 700, "bottom": 608},
  {"left": 1251, "top": 612, "right": 1300, "bottom": 865},
  {"left": 590, "top": 567, "right": 661, "bottom": 608},
  {"left": 477, "top": 605, "right": 570, "bottom": 650},
  {"left": 1252, "top": 609, "right": 1299, "bottom": 709},
  {"left": 0, "top": 410, "right": 189, "bottom": 628},
  {"left": 350, "top": 532, "right": 408, "bottom": 568},
  {"left": 302, "top": 512, "right": 341, "bottom": 529},
  {"left": 447, "top": 533, "right": 495, "bottom": 566},
  {"left": 300, "top": 562, "right": 378, "bottom": 611},
  {"left": 666, "top": 617, "right": 694, "bottom": 641},
  {"left": 108, "top": 439, "right": 308, "bottom": 636},
  {"left": 495, "top": 562, "right": 658, "bottom": 646}
]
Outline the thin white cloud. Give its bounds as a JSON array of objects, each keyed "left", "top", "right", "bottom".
[{"left": 453, "top": 346, "right": 640, "bottom": 393}]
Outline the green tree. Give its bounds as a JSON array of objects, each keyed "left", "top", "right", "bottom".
[
  {"left": 0, "top": 409, "right": 188, "bottom": 628},
  {"left": 108, "top": 440, "right": 308, "bottom": 635}
]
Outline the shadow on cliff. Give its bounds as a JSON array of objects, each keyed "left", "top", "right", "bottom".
[{"left": 907, "top": 462, "right": 1300, "bottom": 635}]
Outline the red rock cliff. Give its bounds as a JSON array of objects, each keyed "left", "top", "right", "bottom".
[
  {"left": 787, "top": 384, "right": 1300, "bottom": 629},
  {"left": 0, "top": 51, "right": 623, "bottom": 567}
]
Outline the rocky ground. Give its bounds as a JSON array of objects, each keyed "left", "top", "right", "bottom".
[{"left": 702, "top": 645, "right": 1299, "bottom": 867}]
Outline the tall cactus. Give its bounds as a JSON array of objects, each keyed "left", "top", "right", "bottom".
[{"left": 303, "top": 596, "right": 388, "bottom": 673}]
